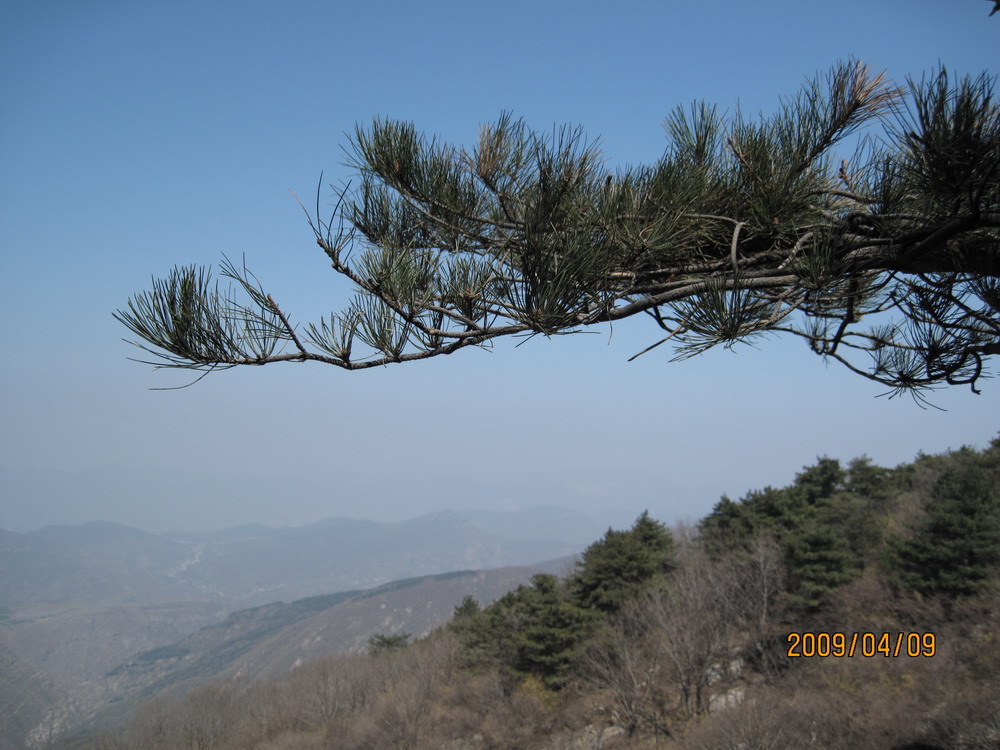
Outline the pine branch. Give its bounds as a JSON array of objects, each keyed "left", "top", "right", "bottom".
[{"left": 118, "top": 62, "right": 1000, "bottom": 395}]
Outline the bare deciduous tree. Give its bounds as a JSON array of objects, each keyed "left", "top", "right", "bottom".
[
  {"left": 583, "top": 602, "right": 664, "bottom": 736},
  {"left": 715, "top": 532, "right": 786, "bottom": 677},
  {"left": 585, "top": 541, "right": 747, "bottom": 736}
]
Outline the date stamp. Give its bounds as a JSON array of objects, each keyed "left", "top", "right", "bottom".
[{"left": 786, "top": 632, "right": 936, "bottom": 658}]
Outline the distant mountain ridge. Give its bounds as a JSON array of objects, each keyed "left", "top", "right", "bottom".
[
  {"left": 1, "top": 507, "right": 601, "bottom": 608},
  {"left": 0, "top": 507, "right": 598, "bottom": 749}
]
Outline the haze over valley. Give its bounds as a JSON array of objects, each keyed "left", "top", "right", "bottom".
[{"left": 0, "top": 507, "right": 594, "bottom": 748}]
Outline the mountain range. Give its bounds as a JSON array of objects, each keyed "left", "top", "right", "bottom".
[
  {"left": 0, "top": 507, "right": 600, "bottom": 749},
  {"left": 1, "top": 507, "right": 601, "bottom": 607}
]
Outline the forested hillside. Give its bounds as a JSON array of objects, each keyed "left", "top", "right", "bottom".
[{"left": 74, "top": 439, "right": 1000, "bottom": 750}]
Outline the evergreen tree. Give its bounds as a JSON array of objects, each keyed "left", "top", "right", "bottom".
[
  {"left": 696, "top": 495, "right": 755, "bottom": 552},
  {"left": 448, "top": 595, "right": 483, "bottom": 643},
  {"left": 891, "top": 444, "right": 1000, "bottom": 597},
  {"left": 457, "top": 574, "right": 595, "bottom": 688},
  {"left": 572, "top": 511, "right": 675, "bottom": 613},
  {"left": 368, "top": 632, "right": 411, "bottom": 654},
  {"left": 700, "top": 456, "right": 887, "bottom": 609},
  {"left": 783, "top": 517, "right": 859, "bottom": 609},
  {"left": 843, "top": 456, "right": 897, "bottom": 502},
  {"left": 793, "top": 457, "right": 846, "bottom": 503},
  {"left": 452, "top": 595, "right": 481, "bottom": 621},
  {"left": 510, "top": 574, "right": 596, "bottom": 688}
]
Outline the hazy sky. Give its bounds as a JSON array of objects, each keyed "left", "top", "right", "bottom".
[{"left": 1, "top": 1, "right": 997, "bottom": 534}]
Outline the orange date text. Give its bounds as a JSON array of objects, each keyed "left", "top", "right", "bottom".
[{"left": 786, "top": 632, "right": 935, "bottom": 658}]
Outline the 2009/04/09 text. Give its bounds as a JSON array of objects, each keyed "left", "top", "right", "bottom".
[{"left": 787, "top": 632, "right": 936, "bottom": 658}]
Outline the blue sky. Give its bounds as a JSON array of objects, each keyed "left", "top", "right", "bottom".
[{"left": 1, "top": 0, "right": 997, "bottom": 533}]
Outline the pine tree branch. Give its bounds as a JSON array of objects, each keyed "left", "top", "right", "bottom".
[{"left": 118, "top": 62, "right": 1000, "bottom": 395}]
